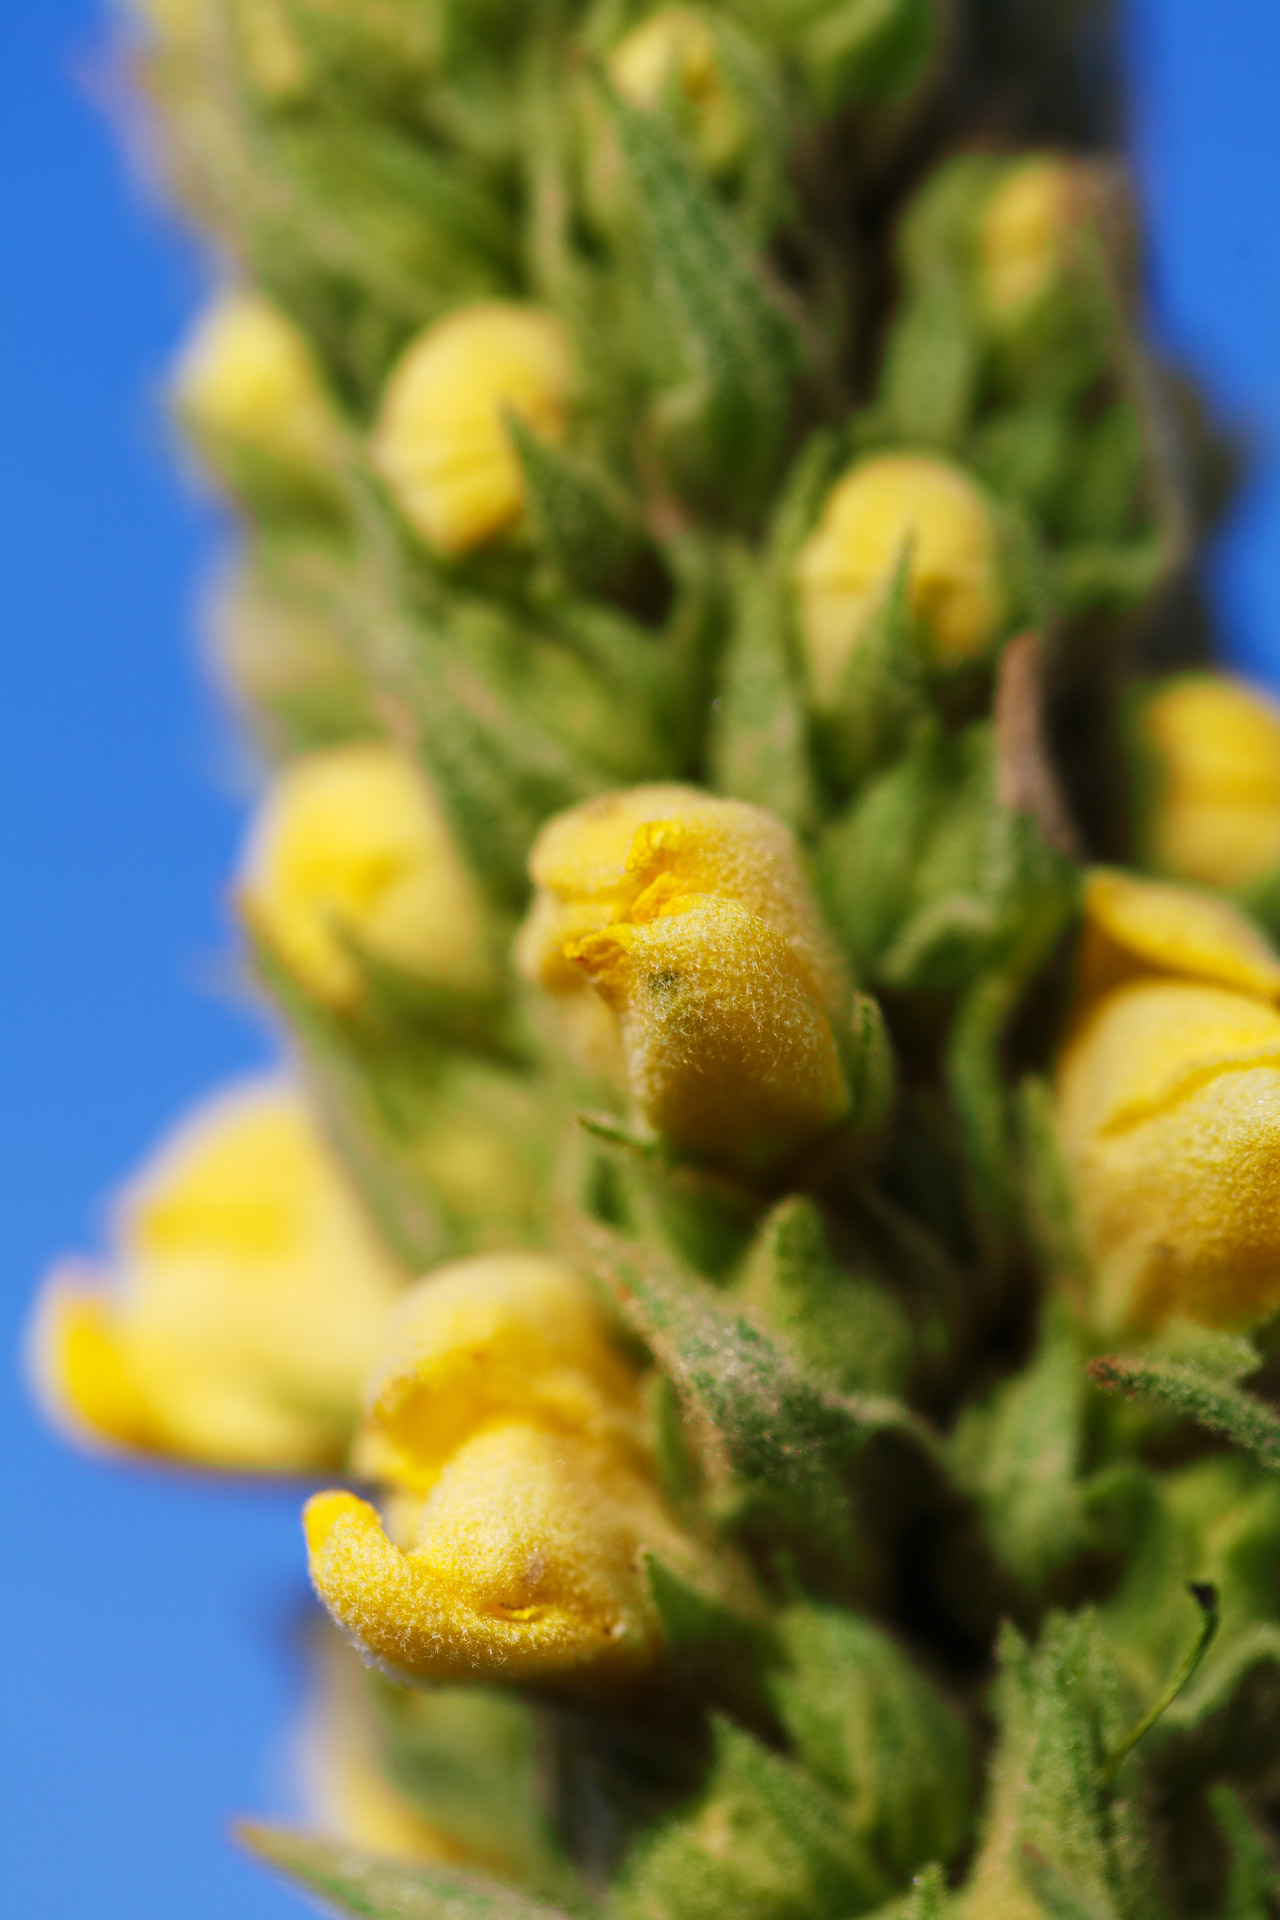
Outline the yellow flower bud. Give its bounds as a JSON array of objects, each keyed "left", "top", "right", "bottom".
[
  {"left": 30, "top": 1080, "right": 404, "bottom": 1471},
  {"left": 1140, "top": 673, "right": 1280, "bottom": 890},
  {"left": 519, "top": 786, "right": 851, "bottom": 1173},
  {"left": 371, "top": 304, "right": 572, "bottom": 556},
  {"left": 1056, "top": 870, "right": 1280, "bottom": 1334},
  {"left": 172, "top": 291, "right": 341, "bottom": 481},
  {"left": 978, "top": 156, "right": 1081, "bottom": 323},
  {"left": 350, "top": 1252, "right": 647, "bottom": 1493},
  {"left": 609, "top": 9, "right": 744, "bottom": 171},
  {"left": 238, "top": 741, "right": 492, "bottom": 1012},
  {"left": 305, "top": 1251, "right": 718, "bottom": 1686},
  {"left": 794, "top": 454, "right": 1006, "bottom": 704}
]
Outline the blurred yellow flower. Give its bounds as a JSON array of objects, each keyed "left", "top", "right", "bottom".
[
  {"left": 305, "top": 1251, "right": 715, "bottom": 1685},
  {"left": 519, "top": 787, "right": 852, "bottom": 1172},
  {"left": 794, "top": 454, "right": 1006, "bottom": 705},
  {"left": 610, "top": 9, "right": 743, "bottom": 169},
  {"left": 31, "top": 1079, "right": 404, "bottom": 1470},
  {"left": 371, "top": 303, "right": 572, "bottom": 555},
  {"left": 239, "top": 741, "right": 491, "bottom": 1012},
  {"left": 1140, "top": 673, "right": 1280, "bottom": 890},
  {"left": 978, "top": 156, "right": 1080, "bottom": 322},
  {"left": 1056, "top": 870, "right": 1280, "bottom": 1334},
  {"left": 173, "top": 291, "right": 341, "bottom": 481}
]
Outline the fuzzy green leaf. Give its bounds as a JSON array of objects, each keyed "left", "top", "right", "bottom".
[
  {"left": 709, "top": 548, "right": 817, "bottom": 833},
  {"left": 822, "top": 556, "right": 927, "bottom": 787},
  {"left": 1209, "top": 1787, "right": 1280, "bottom": 1918},
  {"left": 575, "top": 1220, "right": 940, "bottom": 1546},
  {"left": 239, "top": 1828, "right": 578, "bottom": 1920},
  {"left": 1088, "top": 1356, "right": 1280, "bottom": 1475},
  {"left": 604, "top": 85, "right": 802, "bottom": 511},
  {"left": 508, "top": 417, "right": 648, "bottom": 597}
]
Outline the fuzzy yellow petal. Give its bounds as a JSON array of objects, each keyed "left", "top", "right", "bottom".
[
  {"left": 570, "top": 896, "right": 850, "bottom": 1174},
  {"left": 31, "top": 1079, "right": 405, "bottom": 1470},
  {"left": 794, "top": 454, "right": 1005, "bottom": 703},
  {"left": 1141, "top": 673, "right": 1280, "bottom": 889},
  {"left": 978, "top": 156, "right": 1079, "bottom": 320},
  {"left": 372, "top": 303, "right": 572, "bottom": 554},
  {"left": 306, "top": 1424, "right": 682, "bottom": 1685},
  {"left": 173, "top": 291, "right": 340, "bottom": 475},
  {"left": 352, "top": 1252, "right": 646, "bottom": 1493},
  {"left": 1079, "top": 868, "right": 1280, "bottom": 1005},
  {"left": 239, "top": 741, "right": 490, "bottom": 1011},
  {"left": 1056, "top": 979, "right": 1280, "bottom": 1333}
]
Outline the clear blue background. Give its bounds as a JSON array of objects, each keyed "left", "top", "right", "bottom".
[{"left": 1, "top": 3, "right": 1278, "bottom": 1913}]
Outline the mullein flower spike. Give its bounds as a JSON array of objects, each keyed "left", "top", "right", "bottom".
[
  {"left": 305, "top": 1252, "right": 732, "bottom": 1685},
  {"left": 239, "top": 740, "right": 493, "bottom": 1012},
  {"left": 794, "top": 453, "right": 1007, "bottom": 706},
  {"left": 1056, "top": 870, "right": 1280, "bottom": 1334},
  {"left": 1139, "top": 672, "right": 1280, "bottom": 890},
  {"left": 519, "top": 786, "right": 872, "bottom": 1173},
  {"left": 31, "top": 1079, "right": 404, "bottom": 1471}
]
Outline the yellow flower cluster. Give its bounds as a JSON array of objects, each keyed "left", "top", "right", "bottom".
[
  {"left": 1139, "top": 673, "right": 1280, "bottom": 890},
  {"left": 1056, "top": 870, "right": 1280, "bottom": 1334},
  {"left": 238, "top": 740, "right": 492, "bottom": 1012},
  {"left": 519, "top": 786, "right": 853, "bottom": 1173},
  {"left": 794, "top": 454, "right": 1006, "bottom": 705},
  {"left": 31, "top": 1080, "right": 405, "bottom": 1471},
  {"left": 305, "top": 1252, "right": 721, "bottom": 1685}
]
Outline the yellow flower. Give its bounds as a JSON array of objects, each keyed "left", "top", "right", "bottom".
[
  {"left": 1140, "top": 673, "right": 1280, "bottom": 889},
  {"left": 172, "top": 291, "right": 341, "bottom": 481},
  {"left": 238, "top": 741, "right": 492, "bottom": 1013},
  {"left": 305, "top": 1251, "right": 718, "bottom": 1685},
  {"left": 609, "top": 9, "right": 743, "bottom": 170},
  {"left": 977, "top": 156, "right": 1081, "bottom": 322},
  {"left": 1056, "top": 871, "right": 1280, "bottom": 1334},
  {"left": 30, "top": 1079, "right": 405, "bottom": 1471},
  {"left": 371, "top": 303, "right": 572, "bottom": 555},
  {"left": 794, "top": 454, "right": 1006, "bottom": 705},
  {"left": 518, "top": 787, "right": 852, "bottom": 1173}
]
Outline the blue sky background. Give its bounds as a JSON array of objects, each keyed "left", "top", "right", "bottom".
[{"left": 1, "top": 3, "right": 1278, "bottom": 1915}]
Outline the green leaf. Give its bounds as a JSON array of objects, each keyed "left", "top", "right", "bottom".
[
  {"left": 797, "top": 0, "right": 937, "bottom": 113},
  {"left": 508, "top": 417, "right": 648, "bottom": 597},
  {"left": 604, "top": 84, "right": 802, "bottom": 513},
  {"left": 821, "top": 555, "right": 927, "bottom": 785},
  {"left": 1088, "top": 1356, "right": 1280, "bottom": 1475},
  {"left": 960, "top": 1613, "right": 1154, "bottom": 1920},
  {"left": 1100, "top": 1454, "right": 1280, "bottom": 1739},
  {"left": 709, "top": 547, "right": 817, "bottom": 834},
  {"left": 734, "top": 1195, "right": 912, "bottom": 1397},
  {"left": 767, "top": 1602, "right": 971, "bottom": 1883},
  {"left": 953, "top": 1298, "right": 1091, "bottom": 1588},
  {"left": 574, "top": 1219, "right": 942, "bottom": 1547},
  {"left": 880, "top": 280, "right": 981, "bottom": 452},
  {"left": 1209, "top": 1787, "right": 1280, "bottom": 1918},
  {"left": 609, "top": 1716, "right": 894, "bottom": 1920},
  {"left": 819, "top": 721, "right": 948, "bottom": 972},
  {"left": 239, "top": 1828, "right": 579, "bottom": 1920}
]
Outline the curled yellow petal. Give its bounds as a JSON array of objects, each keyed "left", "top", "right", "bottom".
[
  {"left": 306, "top": 1424, "right": 682, "bottom": 1685},
  {"left": 1057, "top": 979, "right": 1280, "bottom": 1333},
  {"left": 371, "top": 303, "right": 572, "bottom": 555},
  {"left": 1140, "top": 673, "right": 1280, "bottom": 889},
  {"left": 239, "top": 741, "right": 491, "bottom": 1012},
  {"left": 1079, "top": 868, "right": 1280, "bottom": 1005},
  {"left": 353, "top": 1251, "right": 646, "bottom": 1493},
  {"left": 794, "top": 454, "right": 1006, "bottom": 704},
  {"left": 29, "top": 1079, "right": 404, "bottom": 1471}
]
